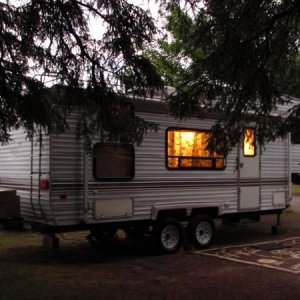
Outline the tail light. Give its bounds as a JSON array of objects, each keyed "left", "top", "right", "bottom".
[{"left": 40, "top": 179, "right": 49, "bottom": 190}]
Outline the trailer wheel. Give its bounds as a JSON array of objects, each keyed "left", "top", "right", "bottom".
[
  {"left": 154, "top": 218, "right": 184, "bottom": 254},
  {"left": 188, "top": 215, "right": 215, "bottom": 249}
]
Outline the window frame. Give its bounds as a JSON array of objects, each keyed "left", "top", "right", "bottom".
[
  {"left": 93, "top": 143, "right": 135, "bottom": 181},
  {"left": 165, "top": 127, "right": 226, "bottom": 171},
  {"left": 243, "top": 128, "right": 257, "bottom": 157}
]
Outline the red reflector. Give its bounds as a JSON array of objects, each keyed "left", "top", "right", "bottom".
[{"left": 40, "top": 179, "right": 49, "bottom": 190}]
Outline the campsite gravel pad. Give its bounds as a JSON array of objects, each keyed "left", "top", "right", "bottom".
[{"left": 194, "top": 238, "right": 300, "bottom": 274}]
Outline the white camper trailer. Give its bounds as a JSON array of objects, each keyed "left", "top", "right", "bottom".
[{"left": 0, "top": 94, "right": 297, "bottom": 253}]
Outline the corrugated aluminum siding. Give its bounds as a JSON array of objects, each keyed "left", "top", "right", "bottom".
[
  {"left": 0, "top": 109, "right": 290, "bottom": 227},
  {"left": 0, "top": 130, "right": 51, "bottom": 222},
  {"left": 49, "top": 112, "right": 239, "bottom": 225},
  {"left": 260, "top": 138, "right": 289, "bottom": 211},
  {"left": 261, "top": 185, "right": 288, "bottom": 211},
  {"left": 291, "top": 144, "right": 300, "bottom": 173},
  {"left": 50, "top": 116, "right": 84, "bottom": 184},
  {"left": 261, "top": 139, "right": 288, "bottom": 179},
  {"left": 49, "top": 114, "right": 85, "bottom": 225},
  {"left": 270, "top": 96, "right": 300, "bottom": 175},
  {"left": 49, "top": 111, "right": 288, "bottom": 226}
]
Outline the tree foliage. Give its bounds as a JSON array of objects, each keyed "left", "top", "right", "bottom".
[
  {"left": 145, "top": 5, "right": 193, "bottom": 87},
  {"left": 160, "top": 0, "right": 300, "bottom": 154},
  {"left": 3, "top": 0, "right": 300, "bottom": 153},
  {"left": 281, "top": 54, "right": 300, "bottom": 98},
  {"left": 0, "top": 0, "right": 162, "bottom": 145}
]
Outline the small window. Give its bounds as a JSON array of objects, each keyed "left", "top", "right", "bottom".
[
  {"left": 243, "top": 128, "right": 256, "bottom": 157},
  {"left": 166, "top": 128, "right": 226, "bottom": 170},
  {"left": 93, "top": 144, "right": 134, "bottom": 180}
]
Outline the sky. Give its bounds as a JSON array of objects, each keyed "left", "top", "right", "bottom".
[
  {"left": 1, "top": 0, "right": 166, "bottom": 86},
  {"left": 89, "top": 0, "right": 162, "bottom": 40},
  {"left": 1, "top": 0, "right": 165, "bottom": 55}
]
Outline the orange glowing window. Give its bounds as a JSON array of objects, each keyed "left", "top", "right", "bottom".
[
  {"left": 243, "top": 128, "right": 256, "bottom": 157},
  {"left": 166, "top": 129, "right": 225, "bottom": 170}
]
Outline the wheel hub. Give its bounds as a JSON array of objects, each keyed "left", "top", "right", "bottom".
[
  {"left": 195, "top": 221, "right": 212, "bottom": 245},
  {"left": 161, "top": 224, "right": 180, "bottom": 250}
]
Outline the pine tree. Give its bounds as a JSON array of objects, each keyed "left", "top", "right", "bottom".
[
  {"left": 158, "top": 0, "right": 300, "bottom": 153},
  {"left": 0, "top": 0, "right": 162, "bottom": 145}
]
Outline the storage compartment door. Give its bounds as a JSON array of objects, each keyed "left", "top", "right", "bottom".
[{"left": 93, "top": 198, "right": 133, "bottom": 220}]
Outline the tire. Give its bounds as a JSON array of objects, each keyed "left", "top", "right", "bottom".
[
  {"left": 187, "top": 214, "right": 215, "bottom": 249},
  {"left": 154, "top": 218, "right": 184, "bottom": 254}
]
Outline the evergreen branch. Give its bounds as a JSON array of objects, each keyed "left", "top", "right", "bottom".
[{"left": 242, "top": 1, "right": 300, "bottom": 44}]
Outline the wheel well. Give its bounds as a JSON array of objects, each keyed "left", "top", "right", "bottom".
[
  {"left": 190, "top": 207, "right": 219, "bottom": 219},
  {"left": 156, "top": 209, "right": 187, "bottom": 222}
]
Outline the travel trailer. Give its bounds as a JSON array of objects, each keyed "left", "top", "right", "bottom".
[{"left": 0, "top": 93, "right": 298, "bottom": 253}]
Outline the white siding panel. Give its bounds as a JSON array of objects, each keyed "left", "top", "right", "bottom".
[
  {"left": 291, "top": 144, "right": 300, "bottom": 173},
  {"left": 135, "top": 113, "right": 237, "bottom": 181},
  {"left": 261, "top": 139, "right": 288, "bottom": 179},
  {"left": 0, "top": 107, "right": 290, "bottom": 227},
  {"left": 261, "top": 186, "right": 288, "bottom": 210},
  {"left": 48, "top": 112, "right": 240, "bottom": 225},
  {"left": 0, "top": 130, "right": 51, "bottom": 222},
  {"left": 47, "top": 111, "right": 289, "bottom": 226}
]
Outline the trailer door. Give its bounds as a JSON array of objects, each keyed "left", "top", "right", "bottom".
[{"left": 238, "top": 128, "right": 260, "bottom": 211}]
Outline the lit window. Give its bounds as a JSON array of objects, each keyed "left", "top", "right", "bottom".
[
  {"left": 167, "top": 129, "right": 226, "bottom": 170},
  {"left": 93, "top": 144, "right": 134, "bottom": 180},
  {"left": 243, "top": 128, "right": 256, "bottom": 157}
]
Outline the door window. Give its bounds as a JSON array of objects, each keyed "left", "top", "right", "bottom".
[{"left": 243, "top": 128, "right": 256, "bottom": 157}]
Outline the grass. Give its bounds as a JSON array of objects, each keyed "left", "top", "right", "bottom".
[
  {"left": 0, "top": 229, "right": 109, "bottom": 300},
  {"left": 292, "top": 184, "right": 300, "bottom": 195},
  {"left": 283, "top": 209, "right": 299, "bottom": 216},
  {"left": 0, "top": 229, "right": 41, "bottom": 248},
  {"left": 0, "top": 229, "right": 90, "bottom": 248},
  {"left": 0, "top": 228, "right": 166, "bottom": 300}
]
